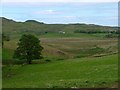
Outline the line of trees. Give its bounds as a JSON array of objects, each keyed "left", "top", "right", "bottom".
[{"left": 74, "top": 29, "right": 118, "bottom": 34}]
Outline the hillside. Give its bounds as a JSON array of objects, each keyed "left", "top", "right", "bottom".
[
  {"left": 2, "top": 17, "right": 117, "bottom": 36},
  {"left": 3, "top": 54, "right": 118, "bottom": 88}
]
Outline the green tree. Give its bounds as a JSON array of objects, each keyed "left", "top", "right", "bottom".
[{"left": 13, "top": 34, "right": 43, "bottom": 64}]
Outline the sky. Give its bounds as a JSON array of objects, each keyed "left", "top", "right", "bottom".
[{"left": 0, "top": 0, "right": 119, "bottom": 26}]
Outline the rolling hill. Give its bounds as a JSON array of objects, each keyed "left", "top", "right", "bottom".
[{"left": 1, "top": 17, "right": 118, "bottom": 36}]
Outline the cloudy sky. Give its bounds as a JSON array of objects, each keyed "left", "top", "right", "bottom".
[{"left": 1, "top": 0, "right": 119, "bottom": 26}]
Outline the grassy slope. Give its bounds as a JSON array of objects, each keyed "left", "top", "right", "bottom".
[
  {"left": 2, "top": 17, "right": 117, "bottom": 37},
  {"left": 2, "top": 37, "right": 118, "bottom": 62},
  {"left": 2, "top": 48, "right": 14, "bottom": 60},
  {"left": 3, "top": 54, "right": 118, "bottom": 88}
]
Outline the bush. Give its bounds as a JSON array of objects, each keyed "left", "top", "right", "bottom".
[
  {"left": 45, "top": 59, "right": 51, "bottom": 62},
  {"left": 105, "top": 34, "right": 118, "bottom": 38},
  {"left": 57, "top": 58, "right": 65, "bottom": 60},
  {"left": 75, "top": 54, "right": 89, "bottom": 58}
]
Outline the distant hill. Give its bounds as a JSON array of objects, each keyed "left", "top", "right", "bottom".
[
  {"left": 1, "top": 17, "right": 118, "bottom": 35},
  {"left": 25, "top": 20, "right": 44, "bottom": 24}
]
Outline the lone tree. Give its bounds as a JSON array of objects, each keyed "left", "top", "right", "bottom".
[{"left": 13, "top": 34, "right": 43, "bottom": 64}]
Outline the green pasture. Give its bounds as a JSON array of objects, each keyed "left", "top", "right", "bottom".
[{"left": 3, "top": 54, "right": 118, "bottom": 88}]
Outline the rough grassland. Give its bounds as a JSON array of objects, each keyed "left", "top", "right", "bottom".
[
  {"left": 3, "top": 54, "right": 118, "bottom": 88},
  {"left": 3, "top": 38, "right": 118, "bottom": 60}
]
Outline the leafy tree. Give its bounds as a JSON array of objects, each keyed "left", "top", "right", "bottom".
[{"left": 13, "top": 34, "right": 43, "bottom": 64}]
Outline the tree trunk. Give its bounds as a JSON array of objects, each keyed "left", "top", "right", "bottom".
[
  {"left": 28, "top": 60, "right": 31, "bottom": 64},
  {"left": 27, "top": 52, "right": 32, "bottom": 64},
  {"left": 27, "top": 59, "right": 31, "bottom": 64}
]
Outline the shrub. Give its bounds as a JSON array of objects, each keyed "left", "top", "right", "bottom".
[{"left": 45, "top": 59, "right": 51, "bottom": 62}]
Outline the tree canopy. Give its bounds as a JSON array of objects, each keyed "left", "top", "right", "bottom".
[{"left": 13, "top": 34, "right": 43, "bottom": 64}]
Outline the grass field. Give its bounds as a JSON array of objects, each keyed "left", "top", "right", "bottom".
[
  {"left": 2, "top": 54, "right": 118, "bottom": 88},
  {"left": 3, "top": 37, "right": 118, "bottom": 61}
]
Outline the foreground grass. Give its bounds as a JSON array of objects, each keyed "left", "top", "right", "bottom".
[
  {"left": 3, "top": 54, "right": 118, "bottom": 88},
  {"left": 2, "top": 48, "right": 14, "bottom": 60}
]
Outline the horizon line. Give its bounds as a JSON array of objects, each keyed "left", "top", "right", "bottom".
[{"left": 1, "top": 17, "right": 118, "bottom": 27}]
